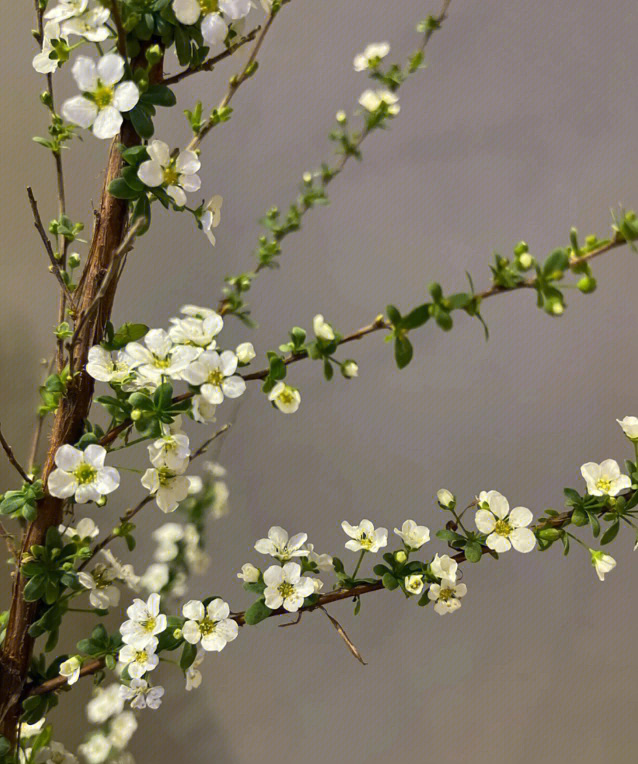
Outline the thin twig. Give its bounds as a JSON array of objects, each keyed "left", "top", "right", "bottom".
[
  {"left": 28, "top": 357, "right": 55, "bottom": 473},
  {"left": 26, "top": 187, "right": 77, "bottom": 311},
  {"left": 0, "top": 423, "right": 32, "bottom": 484},
  {"left": 162, "top": 27, "right": 261, "bottom": 86},
  {"left": 318, "top": 606, "right": 367, "bottom": 665},
  {"left": 0, "top": 522, "right": 19, "bottom": 561}
]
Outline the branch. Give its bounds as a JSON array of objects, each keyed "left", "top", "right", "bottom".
[
  {"left": 0, "top": 422, "right": 32, "bottom": 484},
  {"left": 162, "top": 27, "right": 262, "bottom": 86}
]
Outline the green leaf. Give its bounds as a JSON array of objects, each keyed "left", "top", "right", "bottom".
[
  {"left": 571, "top": 507, "right": 587, "bottom": 526},
  {"left": 402, "top": 303, "right": 430, "bottom": 330},
  {"left": 142, "top": 84, "right": 177, "bottom": 107},
  {"left": 128, "top": 105, "right": 154, "bottom": 139},
  {"left": 600, "top": 520, "right": 620, "bottom": 545},
  {"left": 106, "top": 323, "right": 149, "bottom": 350},
  {"left": 537, "top": 527, "right": 562, "bottom": 541},
  {"left": 121, "top": 145, "right": 148, "bottom": 166},
  {"left": 386, "top": 304, "right": 402, "bottom": 326},
  {"left": 179, "top": 641, "right": 197, "bottom": 671},
  {"left": 244, "top": 599, "right": 272, "bottom": 625},
  {"left": 586, "top": 510, "right": 601, "bottom": 538},
  {"left": 394, "top": 335, "right": 413, "bottom": 369},
  {"left": 464, "top": 541, "right": 482, "bottom": 562},
  {"left": 108, "top": 178, "right": 141, "bottom": 200},
  {"left": 382, "top": 572, "right": 398, "bottom": 590}
]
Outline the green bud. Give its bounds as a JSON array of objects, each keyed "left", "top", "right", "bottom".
[
  {"left": 40, "top": 91, "right": 54, "bottom": 109},
  {"left": 513, "top": 240, "right": 528, "bottom": 256},
  {"left": 68, "top": 253, "right": 81, "bottom": 269},
  {"left": 516, "top": 252, "right": 534, "bottom": 270},
  {"left": 173, "top": 628, "right": 183, "bottom": 639},
  {"left": 96, "top": 496, "right": 107, "bottom": 507},
  {"left": 145, "top": 45, "right": 162, "bottom": 66},
  {"left": 394, "top": 550, "right": 407, "bottom": 564},
  {"left": 130, "top": 408, "right": 143, "bottom": 421},
  {"left": 577, "top": 275, "right": 597, "bottom": 293}
]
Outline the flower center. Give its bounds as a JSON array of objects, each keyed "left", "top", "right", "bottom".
[
  {"left": 596, "top": 476, "right": 612, "bottom": 493},
  {"left": 92, "top": 83, "right": 114, "bottom": 109},
  {"left": 278, "top": 581, "right": 295, "bottom": 599},
  {"left": 136, "top": 650, "right": 148, "bottom": 663},
  {"left": 73, "top": 463, "right": 97, "bottom": 485},
  {"left": 207, "top": 369, "right": 225, "bottom": 386},
  {"left": 493, "top": 519, "right": 512, "bottom": 537},
  {"left": 358, "top": 531, "right": 374, "bottom": 550},
  {"left": 157, "top": 467, "right": 175, "bottom": 487},
  {"left": 163, "top": 164, "right": 180, "bottom": 186},
  {"left": 153, "top": 355, "right": 172, "bottom": 369},
  {"left": 141, "top": 617, "right": 156, "bottom": 633},
  {"left": 199, "top": 0, "right": 219, "bottom": 13},
  {"left": 278, "top": 388, "right": 295, "bottom": 405},
  {"left": 438, "top": 587, "right": 454, "bottom": 602},
  {"left": 199, "top": 616, "right": 217, "bottom": 636}
]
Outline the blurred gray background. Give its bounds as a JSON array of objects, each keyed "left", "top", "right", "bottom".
[{"left": 2, "top": 0, "right": 638, "bottom": 762}]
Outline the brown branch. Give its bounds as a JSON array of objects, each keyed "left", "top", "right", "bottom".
[
  {"left": 162, "top": 27, "right": 261, "bottom": 86},
  {"left": 0, "top": 422, "right": 32, "bottom": 484}
]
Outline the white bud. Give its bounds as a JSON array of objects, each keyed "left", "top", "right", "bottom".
[
  {"left": 436, "top": 489, "right": 455, "bottom": 508},
  {"left": 237, "top": 563, "right": 260, "bottom": 583},
  {"left": 342, "top": 360, "right": 359, "bottom": 378},
  {"left": 313, "top": 314, "right": 335, "bottom": 341},
  {"left": 236, "top": 342, "right": 256, "bottom": 364},
  {"left": 617, "top": 416, "right": 638, "bottom": 441}
]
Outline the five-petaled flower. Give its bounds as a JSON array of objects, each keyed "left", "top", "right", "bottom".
[
  {"left": 182, "top": 598, "right": 238, "bottom": 652},
  {"left": 428, "top": 578, "right": 467, "bottom": 615},
  {"left": 137, "top": 140, "right": 202, "bottom": 207},
  {"left": 62, "top": 53, "right": 139, "bottom": 139},
  {"left": 254, "top": 526, "right": 308, "bottom": 561},
  {"left": 124, "top": 328, "right": 200, "bottom": 384},
  {"left": 48, "top": 444, "right": 120, "bottom": 504},
  {"left": 359, "top": 88, "right": 399, "bottom": 115},
  {"left": 86, "top": 345, "right": 135, "bottom": 387},
  {"left": 580, "top": 459, "right": 631, "bottom": 497},
  {"left": 341, "top": 519, "right": 388, "bottom": 553},
  {"left": 429, "top": 553, "right": 458, "bottom": 583},
  {"left": 119, "top": 638, "right": 159, "bottom": 679},
  {"left": 120, "top": 678, "right": 164, "bottom": 710},
  {"left": 268, "top": 382, "right": 301, "bottom": 413},
  {"left": 182, "top": 349, "right": 246, "bottom": 405},
  {"left": 394, "top": 519, "right": 430, "bottom": 550},
  {"left": 474, "top": 490, "right": 536, "bottom": 553},
  {"left": 120, "top": 593, "right": 167, "bottom": 649},
  {"left": 141, "top": 465, "right": 191, "bottom": 513},
  {"left": 263, "top": 562, "right": 315, "bottom": 612}
]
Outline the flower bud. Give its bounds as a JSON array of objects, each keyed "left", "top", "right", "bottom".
[
  {"left": 68, "top": 253, "right": 81, "bottom": 269},
  {"left": 617, "top": 416, "right": 638, "bottom": 441},
  {"left": 577, "top": 275, "right": 597, "bottom": 293},
  {"left": 513, "top": 240, "right": 529, "bottom": 256},
  {"left": 342, "top": 360, "right": 359, "bottom": 378},
  {"left": 517, "top": 252, "right": 534, "bottom": 270},
  {"left": 394, "top": 550, "right": 407, "bottom": 564},
  {"left": 335, "top": 110, "right": 347, "bottom": 123},
  {"left": 436, "top": 489, "right": 455, "bottom": 509},
  {"left": 302, "top": 172, "right": 312, "bottom": 184},
  {"left": 130, "top": 408, "right": 143, "bottom": 421},
  {"left": 237, "top": 563, "right": 260, "bottom": 583},
  {"left": 236, "top": 342, "right": 256, "bottom": 364},
  {"left": 96, "top": 496, "right": 107, "bottom": 507},
  {"left": 173, "top": 628, "right": 183, "bottom": 640},
  {"left": 313, "top": 314, "right": 335, "bottom": 341}
]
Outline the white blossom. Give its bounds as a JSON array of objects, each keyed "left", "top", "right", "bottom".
[
  {"left": 148, "top": 420, "right": 191, "bottom": 471},
  {"left": 200, "top": 195, "right": 223, "bottom": 245},
  {"left": 108, "top": 712, "right": 138, "bottom": 751},
  {"left": 429, "top": 553, "right": 458, "bottom": 583},
  {"left": 182, "top": 349, "right": 246, "bottom": 405},
  {"left": 48, "top": 444, "right": 119, "bottom": 503},
  {"left": 268, "top": 382, "right": 301, "bottom": 414},
  {"left": 141, "top": 464, "right": 191, "bottom": 513},
  {"left": 404, "top": 575, "right": 424, "bottom": 595},
  {"left": 353, "top": 42, "right": 390, "bottom": 71},
  {"left": 305, "top": 543, "right": 333, "bottom": 571},
  {"left": 44, "top": 0, "right": 88, "bottom": 22},
  {"left": 78, "top": 566, "right": 120, "bottom": 610},
  {"left": 185, "top": 651, "right": 205, "bottom": 691},
  {"left": 87, "top": 345, "right": 138, "bottom": 386},
  {"left": 152, "top": 523, "right": 184, "bottom": 562},
  {"left": 237, "top": 563, "right": 260, "bottom": 582},
  {"left": 86, "top": 684, "right": 124, "bottom": 724},
  {"left": 62, "top": 53, "right": 139, "bottom": 139},
  {"left": 101, "top": 550, "right": 140, "bottom": 591},
  {"left": 33, "top": 742, "right": 78, "bottom": 764},
  {"left": 474, "top": 490, "right": 536, "bottom": 553},
  {"left": 60, "top": 517, "right": 99, "bottom": 541},
  {"left": 394, "top": 519, "right": 430, "bottom": 550},
  {"left": 341, "top": 519, "right": 388, "bottom": 553},
  {"left": 78, "top": 733, "right": 110, "bottom": 764},
  {"left": 59, "top": 656, "right": 81, "bottom": 685},
  {"left": 254, "top": 526, "right": 308, "bottom": 561},
  {"left": 124, "top": 329, "right": 200, "bottom": 384},
  {"left": 580, "top": 459, "right": 632, "bottom": 497},
  {"left": 219, "top": 0, "right": 252, "bottom": 20},
  {"left": 119, "top": 638, "right": 159, "bottom": 679},
  {"left": 313, "top": 314, "right": 335, "bottom": 341},
  {"left": 192, "top": 394, "right": 217, "bottom": 423},
  {"left": 182, "top": 598, "right": 238, "bottom": 652},
  {"left": 617, "top": 416, "right": 638, "bottom": 441},
  {"left": 263, "top": 562, "right": 315, "bottom": 612},
  {"left": 428, "top": 578, "right": 467, "bottom": 615},
  {"left": 140, "top": 563, "right": 170, "bottom": 593},
  {"left": 342, "top": 361, "right": 358, "bottom": 378},
  {"left": 19, "top": 719, "right": 45, "bottom": 740},
  {"left": 120, "top": 679, "right": 164, "bottom": 710},
  {"left": 172, "top": 1, "right": 229, "bottom": 45},
  {"left": 590, "top": 550, "right": 616, "bottom": 581},
  {"left": 236, "top": 342, "right": 256, "bottom": 363},
  {"left": 137, "top": 140, "right": 201, "bottom": 207},
  {"left": 33, "top": 21, "right": 67, "bottom": 74},
  {"left": 62, "top": 7, "right": 111, "bottom": 41},
  {"left": 359, "top": 88, "right": 399, "bottom": 115},
  {"left": 436, "top": 489, "right": 455, "bottom": 508},
  {"left": 120, "top": 593, "right": 166, "bottom": 649},
  {"left": 168, "top": 311, "right": 223, "bottom": 349}
]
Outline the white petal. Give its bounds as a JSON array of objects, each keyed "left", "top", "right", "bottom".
[
  {"left": 486, "top": 533, "right": 511, "bottom": 553},
  {"left": 474, "top": 509, "right": 496, "bottom": 534},
  {"left": 182, "top": 621, "right": 201, "bottom": 644},
  {"left": 262, "top": 565, "right": 284, "bottom": 588},
  {"left": 509, "top": 506, "right": 533, "bottom": 528},
  {"left": 75, "top": 483, "right": 101, "bottom": 504},
  {"left": 219, "top": 350, "right": 238, "bottom": 376},
  {"left": 221, "top": 376, "right": 246, "bottom": 399},
  {"left": 264, "top": 590, "right": 282, "bottom": 610},
  {"left": 172, "top": 0, "right": 201, "bottom": 25},
  {"left": 180, "top": 173, "right": 201, "bottom": 192},
  {"left": 138, "top": 160, "right": 164, "bottom": 187},
  {"left": 97, "top": 53, "right": 124, "bottom": 85},
  {"left": 93, "top": 106, "right": 122, "bottom": 139},
  {"left": 200, "top": 384, "right": 224, "bottom": 405},
  {"left": 282, "top": 562, "right": 301, "bottom": 584},
  {"left": 206, "top": 598, "right": 230, "bottom": 620},
  {"left": 510, "top": 527, "right": 536, "bottom": 553},
  {"left": 62, "top": 95, "right": 97, "bottom": 128},
  {"left": 83, "top": 444, "right": 106, "bottom": 468},
  {"left": 95, "top": 466, "right": 120, "bottom": 495},
  {"left": 201, "top": 13, "right": 228, "bottom": 46},
  {"left": 113, "top": 81, "right": 140, "bottom": 112},
  {"left": 600, "top": 459, "right": 621, "bottom": 478},
  {"left": 175, "top": 150, "right": 200, "bottom": 175},
  {"left": 183, "top": 599, "right": 205, "bottom": 621},
  {"left": 167, "top": 185, "right": 187, "bottom": 207},
  {"left": 147, "top": 140, "right": 170, "bottom": 167},
  {"left": 489, "top": 492, "right": 510, "bottom": 519},
  {"left": 72, "top": 55, "right": 97, "bottom": 91},
  {"left": 48, "top": 469, "right": 78, "bottom": 499},
  {"left": 55, "top": 444, "right": 83, "bottom": 471}
]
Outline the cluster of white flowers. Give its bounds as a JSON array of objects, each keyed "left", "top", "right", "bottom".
[
  {"left": 172, "top": 0, "right": 253, "bottom": 47},
  {"left": 80, "top": 683, "right": 137, "bottom": 763}
]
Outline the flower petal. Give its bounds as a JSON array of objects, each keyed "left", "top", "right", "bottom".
[
  {"left": 509, "top": 506, "right": 533, "bottom": 528},
  {"left": 147, "top": 140, "right": 170, "bottom": 167},
  {"left": 92, "top": 106, "right": 122, "bottom": 139},
  {"left": 474, "top": 508, "right": 496, "bottom": 534},
  {"left": 72, "top": 55, "right": 97, "bottom": 91},
  {"left": 138, "top": 160, "right": 164, "bottom": 188},
  {"left": 97, "top": 52, "right": 124, "bottom": 85},
  {"left": 113, "top": 81, "right": 139, "bottom": 112},
  {"left": 175, "top": 150, "right": 200, "bottom": 175},
  {"left": 62, "top": 95, "right": 97, "bottom": 128},
  {"left": 510, "top": 527, "right": 536, "bottom": 553}
]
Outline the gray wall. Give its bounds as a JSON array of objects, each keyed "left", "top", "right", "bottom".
[{"left": 2, "top": 1, "right": 638, "bottom": 762}]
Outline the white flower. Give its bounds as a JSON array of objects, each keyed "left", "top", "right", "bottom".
[
  {"left": 180, "top": 304, "right": 219, "bottom": 320},
  {"left": 48, "top": 444, "right": 120, "bottom": 503},
  {"left": 342, "top": 361, "right": 358, "bottom": 378},
  {"left": 192, "top": 394, "right": 217, "bottom": 423},
  {"left": 263, "top": 562, "right": 315, "bottom": 612},
  {"left": 474, "top": 490, "right": 536, "bottom": 553},
  {"left": 394, "top": 520, "right": 430, "bottom": 550},
  {"left": 44, "top": 0, "right": 88, "bottom": 22},
  {"left": 211, "top": 479, "right": 229, "bottom": 518},
  {"left": 62, "top": 54, "right": 139, "bottom": 139},
  {"left": 60, "top": 517, "right": 99, "bottom": 541},
  {"left": 119, "top": 638, "right": 159, "bottom": 679},
  {"left": 237, "top": 563, "right": 260, "bottom": 582},
  {"left": 168, "top": 312, "right": 223, "bottom": 349},
  {"left": 254, "top": 526, "right": 308, "bottom": 561},
  {"left": 353, "top": 41, "right": 390, "bottom": 71},
  {"left": 428, "top": 577, "right": 467, "bottom": 615},
  {"left": 188, "top": 475, "right": 203, "bottom": 494},
  {"left": 78, "top": 567, "right": 120, "bottom": 610},
  {"left": 341, "top": 519, "right": 388, "bottom": 553},
  {"left": 580, "top": 459, "right": 631, "bottom": 497},
  {"left": 108, "top": 712, "right": 137, "bottom": 751},
  {"left": 86, "top": 684, "right": 124, "bottom": 724},
  {"left": 617, "top": 416, "right": 638, "bottom": 441},
  {"left": 33, "top": 21, "right": 67, "bottom": 74},
  {"left": 590, "top": 550, "right": 616, "bottom": 581},
  {"left": 436, "top": 489, "right": 455, "bottom": 508},
  {"left": 313, "top": 314, "right": 335, "bottom": 341},
  {"left": 62, "top": 7, "right": 111, "bottom": 41},
  {"left": 200, "top": 195, "right": 223, "bottom": 245},
  {"left": 172, "top": 0, "right": 229, "bottom": 44},
  {"left": 137, "top": 140, "right": 201, "bottom": 207},
  {"left": 33, "top": 741, "right": 78, "bottom": 764},
  {"left": 59, "top": 656, "right": 81, "bottom": 685},
  {"left": 182, "top": 598, "right": 238, "bottom": 652},
  {"left": 124, "top": 328, "right": 200, "bottom": 383},
  {"left": 236, "top": 342, "right": 256, "bottom": 363},
  {"left": 404, "top": 575, "right": 424, "bottom": 595},
  {"left": 140, "top": 563, "right": 170, "bottom": 593},
  {"left": 78, "top": 733, "right": 110, "bottom": 764},
  {"left": 120, "top": 593, "right": 166, "bottom": 649},
  {"left": 101, "top": 549, "right": 140, "bottom": 591},
  {"left": 268, "top": 382, "right": 301, "bottom": 414},
  {"left": 305, "top": 543, "right": 333, "bottom": 571},
  {"left": 358, "top": 88, "right": 400, "bottom": 115},
  {"left": 19, "top": 719, "right": 45, "bottom": 740},
  {"left": 219, "top": 0, "right": 252, "bottom": 20},
  {"left": 148, "top": 421, "right": 190, "bottom": 471},
  {"left": 120, "top": 679, "right": 164, "bottom": 710},
  {"left": 185, "top": 651, "right": 205, "bottom": 691},
  {"left": 86, "top": 345, "right": 135, "bottom": 386},
  {"left": 152, "top": 523, "right": 184, "bottom": 561},
  {"left": 182, "top": 349, "right": 246, "bottom": 405},
  {"left": 429, "top": 553, "right": 458, "bottom": 583},
  {"left": 141, "top": 465, "right": 191, "bottom": 513}
]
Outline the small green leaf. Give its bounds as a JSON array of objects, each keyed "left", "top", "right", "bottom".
[
  {"left": 600, "top": 520, "right": 620, "bottom": 545},
  {"left": 244, "top": 599, "right": 272, "bottom": 625},
  {"left": 394, "top": 335, "right": 413, "bottom": 369}
]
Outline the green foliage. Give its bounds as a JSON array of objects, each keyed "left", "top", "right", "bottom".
[
  {"left": 0, "top": 480, "right": 44, "bottom": 522},
  {"left": 102, "top": 321, "right": 149, "bottom": 351},
  {"left": 77, "top": 623, "right": 122, "bottom": 662},
  {"left": 22, "top": 527, "right": 81, "bottom": 605},
  {"left": 127, "top": 382, "right": 191, "bottom": 437},
  {"left": 38, "top": 366, "right": 70, "bottom": 417}
]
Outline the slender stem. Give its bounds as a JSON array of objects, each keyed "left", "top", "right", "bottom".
[
  {"left": 0, "top": 423, "right": 32, "bottom": 483},
  {"left": 351, "top": 550, "right": 366, "bottom": 579}
]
